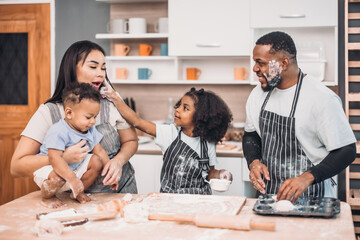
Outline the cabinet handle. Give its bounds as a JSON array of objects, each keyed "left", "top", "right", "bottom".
[
  {"left": 196, "top": 43, "right": 221, "bottom": 48},
  {"left": 279, "top": 14, "right": 306, "bottom": 19}
]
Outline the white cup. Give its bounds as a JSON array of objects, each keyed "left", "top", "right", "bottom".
[
  {"left": 107, "top": 18, "right": 125, "bottom": 33},
  {"left": 125, "top": 18, "right": 147, "bottom": 34},
  {"left": 154, "top": 17, "right": 168, "bottom": 33}
]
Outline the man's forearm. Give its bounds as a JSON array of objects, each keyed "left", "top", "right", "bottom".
[{"left": 242, "top": 131, "right": 262, "bottom": 167}]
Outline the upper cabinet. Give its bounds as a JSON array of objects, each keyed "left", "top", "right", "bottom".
[
  {"left": 168, "top": 0, "right": 250, "bottom": 56},
  {"left": 250, "top": 0, "right": 337, "bottom": 28}
]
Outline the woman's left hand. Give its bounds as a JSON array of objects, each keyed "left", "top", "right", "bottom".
[{"left": 101, "top": 158, "right": 124, "bottom": 190}]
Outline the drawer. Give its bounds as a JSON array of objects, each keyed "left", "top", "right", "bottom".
[{"left": 250, "top": 0, "right": 337, "bottom": 28}]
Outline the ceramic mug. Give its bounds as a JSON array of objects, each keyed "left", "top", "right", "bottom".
[
  {"left": 124, "top": 18, "right": 146, "bottom": 34},
  {"left": 138, "top": 68, "right": 152, "bottom": 80},
  {"left": 186, "top": 68, "right": 201, "bottom": 80},
  {"left": 114, "top": 44, "right": 130, "bottom": 56},
  {"left": 160, "top": 43, "right": 168, "bottom": 56},
  {"left": 234, "top": 67, "right": 249, "bottom": 80},
  {"left": 107, "top": 19, "right": 126, "bottom": 33},
  {"left": 139, "top": 44, "right": 152, "bottom": 56},
  {"left": 116, "top": 68, "right": 128, "bottom": 80},
  {"left": 154, "top": 17, "right": 168, "bottom": 33}
]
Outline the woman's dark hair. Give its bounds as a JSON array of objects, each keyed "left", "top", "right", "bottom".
[
  {"left": 256, "top": 31, "right": 297, "bottom": 60},
  {"left": 46, "top": 40, "right": 111, "bottom": 104},
  {"left": 175, "top": 88, "right": 233, "bottom": 143},
  {"left": 62, "top": 82, "right": 101, "bottom": 107}
]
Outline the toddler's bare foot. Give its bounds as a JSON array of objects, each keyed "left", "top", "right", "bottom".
[
  {"left": 41, "top": 178, "right": 65, "bottom": 198},
  {"left": 70, "top": 192, "right": 91, "bottom": 204},
  {"left": 41, "top": 197, "right": 66, "bottom": 209}
]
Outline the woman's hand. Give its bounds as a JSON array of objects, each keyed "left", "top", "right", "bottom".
[
  {"left": 249, "top": 159, "right": 270, "bottom": 194},
  {"left": 99, "top": 80, "right": 121, "bottom": 103},
  {"left": 62, "top": 139, "right": 89, "bottom": 164},
  {"left": 101, "top": 157, "right": 124, "bottom": 190}
]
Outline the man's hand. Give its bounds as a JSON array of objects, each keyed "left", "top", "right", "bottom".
[
  {"left": 277, "top": 172, "right": 315, "bottom": 203},
  {"left": 62, "top": 139, "right": 89, "bottom": 164},
  {"left": 249, "top": 159, "right": 270, "bottom": 194}
]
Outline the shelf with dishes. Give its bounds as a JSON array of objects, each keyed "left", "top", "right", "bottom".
[
  {"left": 96, "top": 33, "right": 168, "bottom": 40},
  {"left": 110, "top": 79, "right": 252, "bottom": 85}
]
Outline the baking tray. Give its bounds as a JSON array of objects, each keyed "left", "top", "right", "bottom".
[{"left": 253, "top": 194, "right": 340, "bottom": 218}]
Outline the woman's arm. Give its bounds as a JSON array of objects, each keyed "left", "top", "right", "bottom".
[
  {"left": 11, "top": 136, "right": 89, "bottom": 178},
  {"left": 10, "top": 136, "right": 49, "bottom": 177},
  {"left": 102, "top": 127, "right": 138, "bottom": 186}
]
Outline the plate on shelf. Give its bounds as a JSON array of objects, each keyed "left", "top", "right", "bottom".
[{"left": 138, "top": 136, "right": 152, "bottom": 144}]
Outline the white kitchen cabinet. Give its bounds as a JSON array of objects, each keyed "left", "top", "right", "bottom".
[
  {"left": 250, "top": 0, "right": 337, "bottom": 28},
  {"left": 168, "top": 0, "right": 250, "bottom": 56}
]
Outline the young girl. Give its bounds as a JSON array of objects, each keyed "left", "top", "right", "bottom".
[{"left": 101, "top": 83, "right": 233, "bottom": 194}]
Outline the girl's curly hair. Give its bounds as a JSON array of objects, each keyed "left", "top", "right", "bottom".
[{"left": 175, "top": 88, "right": 233, "bottom": 143}]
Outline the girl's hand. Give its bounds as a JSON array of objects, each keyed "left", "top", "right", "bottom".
[
  {"left": 219, "top": 169, "right": 233, "bottom": 182},
  {"left": 99, "top": 80, "right": 122, "bottom": 103},
  {"left": 63, "top": 139, "right": 89, "bottom": 164},
  {"left": 101, "top": 157, "right": 124, "bottom": 190}
]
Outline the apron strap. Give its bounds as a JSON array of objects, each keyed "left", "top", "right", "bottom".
[
  {"left": 289, "top": 69, "right": 304, "bottom": 118},
  {"left": 45, "top": 102, "right": 62, "bottom": 124},
  {"left": 100, "top": 99, "right": 109, "bottom": 124}
]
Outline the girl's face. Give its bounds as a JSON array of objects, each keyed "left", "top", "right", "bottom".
[
  {"left": 76, "top": 50, "right": 106, "bottom": 89},
  {"left": 174, "top": 95, "right": 196, "bottom": 129}
]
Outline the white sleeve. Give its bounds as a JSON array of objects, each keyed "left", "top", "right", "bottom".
[
  {"left": 108, "top": 102, "right": 131, "bottom": 130},
  {"left": 315, "top": 94, "right": 356, "bottom": 151},
  {"left": 21, "top": 104, "right": 53, "bottom": 144},
  {"left": 207, "top": 142, "right": 218, "bottom": 166},
  {"left": 155, "top": 124, "right": 179, "bottom": 153},
  {"left": 245, "top": 87, "right": 258, "bottom": 133}
]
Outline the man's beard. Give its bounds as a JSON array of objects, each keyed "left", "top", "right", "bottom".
[{"left": 261, "top": 74, "right": 282, "bottom": 92}]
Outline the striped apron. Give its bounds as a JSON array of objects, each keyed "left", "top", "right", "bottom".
[
  {"left": 160, "top": 130, "right": 212, "bottom": 194},
  {"left": 46, "top": 99, "right": 137, "bottom": 194},
  {"left": 259, "top": 70, "right": 324, "bottom": 198}
]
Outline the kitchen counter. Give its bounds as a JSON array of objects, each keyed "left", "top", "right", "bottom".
[
  {"left": 0, "top": 191, "right": 355, "bottom": 240},
  {"left": 137, "top": 137, "right": 244, "bottom": 158}
]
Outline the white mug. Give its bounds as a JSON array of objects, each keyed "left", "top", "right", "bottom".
[
  {"left": 154, "top": 17, "right": 168, "bottom": 33},
  {"left": 107, "top": 18, "right": 125, "bottom": 33},
  {"left": 125, "top": 18, "right": 147, "bottom": 34}
]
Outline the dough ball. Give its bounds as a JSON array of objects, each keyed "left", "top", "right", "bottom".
[
  {"left": 276, "top": 200, "right": 295, "bottom": 211},
  {"left": 122, "top": 193, "right": 133, "bottom": 202},
  {"left": 123, "top": 203, "right": 149, "bottom": 223}
]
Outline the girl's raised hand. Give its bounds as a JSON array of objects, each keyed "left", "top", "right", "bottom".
[{"left": 99, "top": 80, "right": 122, "bottom": 103}]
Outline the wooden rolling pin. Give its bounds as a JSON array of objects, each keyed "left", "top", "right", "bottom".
[{"left": 148, "top": 214, "right": 275, "bottom": 231}]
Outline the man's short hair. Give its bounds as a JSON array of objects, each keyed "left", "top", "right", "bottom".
[{"left": 256, "top": 31, "right": 297, "bottom": 59}]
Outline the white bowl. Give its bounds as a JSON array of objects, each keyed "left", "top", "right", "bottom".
[{"left": 209, "top": 179, "right": 231, "bottom": 192}]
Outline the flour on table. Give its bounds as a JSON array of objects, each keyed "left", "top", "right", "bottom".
[
  {"left": 0, "top": 225, "right": 11, "bottom": 232},
  {"left": 122, "top": 193, "right": 133, "bottom": 202},
  {"left": 33, "top": 219, "right": 64, "bottom": 237},
  {"left": 39, "top": 208, "right": 77, "bottom": 220},
  {"left": 123, "top": 203, "right": 149, "bottom": 223},
  {"left": 276, "top": 200, "right": 295, "bottom": 211}
]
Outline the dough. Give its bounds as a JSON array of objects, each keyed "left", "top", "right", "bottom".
[
  {"left": 276, "top": 200, "right": 295, "bottom": 211},
  {"left": 33, "top": 219, "right": 64, "bottom": 237},
  {"left": 122, "top": 193, "right": 133, "bottom": 202}
]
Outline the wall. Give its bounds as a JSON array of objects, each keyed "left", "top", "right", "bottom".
[{"left": 55, "top": 0, "right": 110, "bottom": 79}]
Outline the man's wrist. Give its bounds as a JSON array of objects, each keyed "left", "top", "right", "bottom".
[{"left": 301, "top": 171, "right": 315, "bottom": 185}]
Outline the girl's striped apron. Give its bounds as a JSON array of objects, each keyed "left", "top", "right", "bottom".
[
  {"left": 160, "top": 130, "right": 212, "bottom": 194},
  {"left": 259, "top": 70, "right": 324, "bottom": 198}
]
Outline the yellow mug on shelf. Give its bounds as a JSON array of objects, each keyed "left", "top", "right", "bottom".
[
  {"left": 116, "top": 68, "right": 128, "bottom": 80},
  {"left": 234, "top": 67, "right": 249, "bottom": 80},
  {"left": 114, "top": 44, "right": 130, "bottom": 56},
  {"left": 139, "top": 44, "right": 152, "bottom": 56}
]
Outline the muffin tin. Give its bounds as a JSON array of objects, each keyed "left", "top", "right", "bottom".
[{"left": 253, "top": 194, "right": 340, "bottom": 218}]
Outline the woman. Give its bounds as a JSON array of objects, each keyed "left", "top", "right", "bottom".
[{"left": 11, "top": 41, "right": 138, "bottom": 205}]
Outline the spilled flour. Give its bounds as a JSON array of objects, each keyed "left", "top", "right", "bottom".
[{"left": 0, "top": 225, "right": 11, "bottom": 232}]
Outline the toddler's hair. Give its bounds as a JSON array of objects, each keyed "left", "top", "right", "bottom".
[
  {"left": 62, "top": 83, "right": 101, "bottom": 107},
  {"left": 175, "top": 88, "right": 233, "bottom": 143}
]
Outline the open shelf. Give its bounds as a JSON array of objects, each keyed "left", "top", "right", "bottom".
[{"left": 96, "top": 33, "right": 168, "bottom": 40}]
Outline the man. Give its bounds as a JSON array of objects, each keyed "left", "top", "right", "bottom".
[{"left": 243, "top": 31, "right": 356, "bottom": 202}]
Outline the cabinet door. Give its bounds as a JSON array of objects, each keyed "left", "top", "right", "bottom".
[
  {"left": 250, "top": 0, "right": 337, "bottom": 28},
  {"left": 130, "top": 154, "right": 163, "bottom": 194},
  {"left": 169, "top": 0, "right": 250, "bottom": 56}
]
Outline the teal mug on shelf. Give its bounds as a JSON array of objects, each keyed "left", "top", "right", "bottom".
[
  {"left": 138, "top": 68, "right": 152, "bottom": 80},
  {"left": 160, "top": 43, "right": 168, "bottom": 56}
]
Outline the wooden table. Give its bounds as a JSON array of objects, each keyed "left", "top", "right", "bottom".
[{"left": 0, "top": 191, "right": 355, "bottom": 240}]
